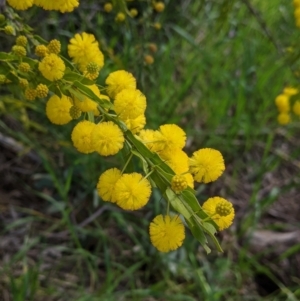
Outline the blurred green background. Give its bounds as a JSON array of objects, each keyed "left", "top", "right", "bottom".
[{"left": 0, "top": 0, "right": 300, "bottom": 300}]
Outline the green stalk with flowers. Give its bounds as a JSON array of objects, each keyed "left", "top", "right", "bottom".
[{"left": 0, "top": 0, "right": 235, "bottom": 254}]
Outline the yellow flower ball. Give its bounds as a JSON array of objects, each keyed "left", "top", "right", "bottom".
[
  {"left": 91, "top": 121, "right": 124, "bottom": 156},
  {"left": 153, "top": 22, "right": 162, "bottom": 30},
  {"left": 4, "top": 26, "right": 14, "bottom": 35},
  {"left": 47, "top": 39, "right": 61, "bottom": 54},
  {"left": 18, "top": 62, "right": 31, "bottom": 73},
  {"left": 144, "top": 54, "right": 154, "bottom": 65},
  {"left": 16, "top": 36, "right": 28, "bottom": 47},
  {"left": 202, "top": 197, "right": 234, "bottom": 231},
  {"left": 97, "top": 168, "right": 122, "bottom": 202},
  {"left": 130, "top": 8, "right": 138, "bottom": 17},
  {"left": 115, "top": 12, "right": 126, "bottom": 22},
  {"left": 171, "top": 174, "right": 188, "bottom": 194},
  {"left": 34, "top": 0, "right": 79, "bottom": 13},
  {"left": 7, "top": 0, "right": 34, "bottom": 10},
  {"left": 46, "top": 95, "right": 72, "bottom": 125},
  {"left": 293, "top": 101, "right": 300, "bottom": 116},
  {"left": 68, "top": 32, "right": 104, "bottom": 72},
  {"left": 25, "top": 88, "right": 37, "bottom": 101},
  {"left": 35, "top": 84, "right": 49, "bottom": 98},
  {"left": 277, "top": 112, "right": 291, "bottom": 125},
  {"left": 12, "top": 45, "right": 26, "bottom": 57},
  {"left": 69, "top": 106, "right": 82, "bottom": 119},
  {"left": 19, "top": 78, "right": 29, "bottom": 89},
  {"left": 38, "top": 54, "right": 65, "bottom": 81},
  {"left": 158, "top": 124, "right": 186, "bottom": 152},
  {"left": 138, "top": 129, "right": 164, "bottom": 152},
  {"left": 148, "top": 43, "right": 158, "bottom": 53},
  {"left": 104, "top": 2, "right": 113, "bottom": 12},
  {"left": 113, "top": 173, "right": 151, "bottom": 210},
  {"left": 114, "top": 89, "right": 147, "bottom": 119},
  {"left": 160, "top": 149, "right": 189, "bottom": 174},
  {"left": 183, "top": 173, "right": 194, "bottom": 189},
  {"left": 105, "top": 70, "right": 136, "bottom": 99},
  {"left": 35, "top": 45, "right": 49, "bottom": 57},
  {"left": 294, "top": 0, "right": 300, "bottom": 8},
  {"left": 123, "top": 114, "right": 146, "bottom": 134},
  {"left": 189, "top": 148, "right": 225, "bottom": 183},
  {"left": 0, "top": 75, "right": 6, "bottom": 84},
  {"left": 149, "top": 215, "right": 185, "bottom": 252},
  {"left": 86, "top": 62, "right": 100, "bottom": 74},
  {"left": 71, "top": 120, "right": 96, "bottom": 154},
  {"left": 283, "top": 87, "right": 298, "bottom": 96},
  {"left": 154, "top": 2, "right": 165, "bottom": 12},
  {"left": 275, "top": 94, "right": 290, "bottom": 113}
]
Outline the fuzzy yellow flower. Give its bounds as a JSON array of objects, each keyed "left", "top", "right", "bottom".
[
  {"left": 34, "top": 0, "right": 79, "bottom": 13},
  {"left": 35, "top": 84, "right": 48, "bottom": 98},
  {"left": 189, "top": 148, "right": 225, "bottom": 183},
  {"left": 149, "top": 215, "right": 185, "bottom": 252},
  {"left": 35, "top": 45, "right": 49, "bottom": 57},
  {"left": 115, "top": 12, "right": 126, "bottom": 22},
  {"left": 275, "top": 94, "right": 290, "bottom": 113},
  {"left": 295, "top": 8, "right": 300, "bottom": 27},
  {"left": 38, "top": 54, "right": 65, "bottom": 81},
  {"left": 25, "top": 88, "right": 37, "bottom": 101},
  {"left": 277, "top": 112, "right": 291, "bottom": 125},
  {"left": 158, "top": 124, "right": 186, "bottom": 152},
  {"left": 113, "top": 173, "right": 151, "bottom": 210},
  {"left": 283, "top": 87, "right": 298, "bottom": 96},
  {"left": 202, "top": 197, "right": 234, "bottom": 231},
  {"left": 48, "top": 39, "right": 61, "bottom": 54},
  {"left": 144, "top": 54, "right": 154, "bottom": 65},
  {"left": 91, "top": 121, "right": 124, "bottom": 156},
  {"left": 114, "top": 89, "right": 147, "bottom": 119},
  {"left": 153, "top": 1, "right": 165, "bottom": 12},
  {"left": 16, "top": 36, "right": 28, "bottom": 47},
  {"left": 160, "top": 149, "right": 189, "bottom": 174},
  {"left": 171, "top": 175, "right": 187, "bottom": 194},
  {"left": 97, "top": 168, "right": 122, "bottom": 202},
  {"left": 7, "top": 0, "right": 33, "bottom": 10},
  {"left": 138, "top": 129, "right": 164, "bottom": 153},
  {"left": 46, "top": 95, "right": 72, "bottom": 125},
  {"left": 183, "top": 173, "right": 194, "bottom": 189},
  {"left": 123, "top": 115, "right": 146, "bottom": 134},
  {"left": 68, "top": 32, "right": 104, "bottom": 72},
  {"left": 105, "top": 70, "right": 136, "bottom": 99},
  {"left": 71, "top": 121, "right": 96, "bottom": 154},
  {"left": 294, "top": 0, "right": 300, "bottom": 8},
  {"left": 104, "top": 3, "right": 113, "bottom": 12},
  {"left": 293, "top": 101, "right": 300, "bottom": 116},
  {"left": 130, "top": 8, "right": 138, "bottom": 17}
]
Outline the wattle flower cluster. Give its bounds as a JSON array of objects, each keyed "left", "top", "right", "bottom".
[
  {"left": 0, "top": 8, "right": 234, "bottom": 253},
  {"left": 275, "top": 86, "right": 300, "bottom": 125},
  {"left": 7, "top": 0, "right": 79, "bottom": 12},
  {"left": 294, "top": 0, "right": 300, "bottom": 27}
]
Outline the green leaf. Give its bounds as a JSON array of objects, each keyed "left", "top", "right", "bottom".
[
  {"left": 87, "top": 112, "right": 94, "bottom": 123},
  {"left": 203, "top": 222, "right": 217, "bottom": 235},
  {"left": 166, "top": 188, "right": 192, "bottom": 220},
  {"left": 186, "top": 218, "right": 206, "bottom": 245},
  {"left": 68, "top": 87, "right": 86, "bottom": 102},
  {"left": 0, "top": 52, "right": 18, "bottom": 61},
  {"left": 63, "top": 70, "right": 94, "bottom": 85}
]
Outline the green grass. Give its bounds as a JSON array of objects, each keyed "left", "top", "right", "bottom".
[{"left": 1, "top": 0, "right": 300, "bottom": 300}]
